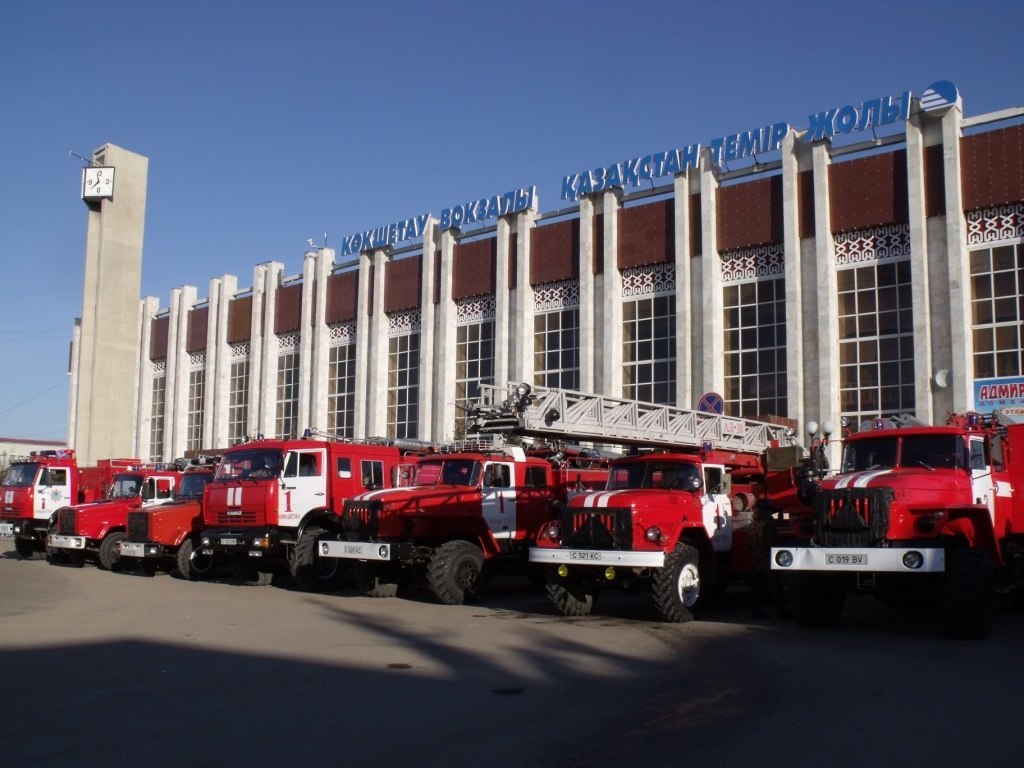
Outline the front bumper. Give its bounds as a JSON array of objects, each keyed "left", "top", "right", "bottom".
[
  {"left": 319, "top": 540, "right": 418, "bottom": 562},
  {"left": 47, "top": 534, "right": 87, "bottom": 550},
  {"left": 529, "top": 547, "right": 665, "bottom": 568},
  {"left": 1, "top": 519, "right": 49, "bottom": 538},
  {"left": 770, "top": 546, "right": 945, "bottom": 573},
  {"left": 119, "top": 541, "right": 168, "bottom": 559},
  {"left": 200, "top": 528, "right": 282, "bottom": 559}
]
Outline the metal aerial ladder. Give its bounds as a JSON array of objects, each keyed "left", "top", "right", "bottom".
[{"left": 466, "top": 382, "right": 801, "bottom": 455}]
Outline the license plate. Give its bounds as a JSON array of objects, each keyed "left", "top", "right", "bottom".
[
  {"left": 826, "top": 554, "right": 868, "bottom": 566},
  {"left": 120, "top": 542, "right": 145, "bottom": 558},
  {"left": 0, "top": 523, "right": 13, "bottom": 536},
  {"left": 220, "top": 538, "right": 238, "bottom": 546}
]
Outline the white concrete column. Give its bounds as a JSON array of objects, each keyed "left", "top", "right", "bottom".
[
  {"left": 67, "top": 319, "right": 81, "bottom": 450},
  {"left": 435, "top": 231, "right": 458, "bottom": 441},
  {"left": 297, "top": 251, "right": 317, "bottom": 434},
  {"left": 673, "top": 172, "right": 693, "bottom": 410},
  {"left": 134, "top": 296, "right": 160, "bottom": 461},
  {"left": 811, "top": 141, "right": 841, "bottom": 445},
  {"left": 211, "top": 274, "right": 237, "bottom": 448},
  {"left": 169, "top": 285, "right": 198, "bottom": 461},
  {"left": 494, "top": 216, "right": 512, "bottom": 391},
  {"left": 600, "top": 189, "right": 623, "bottom": 396},
  {"left": 203, "top": 277, "right": 222, "bottom": 450},
  {"left": 511, "top": 207, "right": 538, "bottom": 384},
  {"left": 906, "top": 108, "right": 936, "bottom": 421},
  {"left": 366, "top": 249, "right": 390, "bottom": 438},
  {"left": 781, "top": 129, "right": 808, "bottom": 430},
  {"left": 578, "top": 196, "right": 596, "bottom": 393},
  {"left": 418, "top": 220, "right": 439, "bottom": 441},
  {"left": 940, "top": 98, "right": 971, "bottom": 412},
  {"left": 258, "top": 262, "right": 283, "bottom": 439},
  {"left": 699, "top": 150, "right": 724, "bottom": 399},
  {"left": 354, "top": 252, "right": 372, "bottom": 439},
  {"left": 247, "top": 264, "right": 267, "bottom": 439},
  {"left": 309, "top": 248, "right": 333, "bottom": 433}
]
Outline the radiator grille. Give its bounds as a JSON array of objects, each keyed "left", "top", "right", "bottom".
[
  {"left": 814, "top": 487, "right": 893, "bottom": 547},
  {"left": 126, "top": 511, "right": 149, "bottom": 541},
  {"left": 342, "top": 500, "right": 380, "bottom": 540},
  {"left": 561, "top": 507, "right": 633, "bottom": 550},
  {"left": 212, "top": 510, "right": 260, "bottom": 525},
  {"left": 57, "top": 509, "right": 76, "bottom": 535}
]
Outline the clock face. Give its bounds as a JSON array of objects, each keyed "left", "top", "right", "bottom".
[{"left": 82, "top": 166, "right": 115, "bottom": 200}]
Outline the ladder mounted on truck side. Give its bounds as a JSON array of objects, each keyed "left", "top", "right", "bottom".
[{"left": 466, "top": 383, "right": 801, "bottom": 455}]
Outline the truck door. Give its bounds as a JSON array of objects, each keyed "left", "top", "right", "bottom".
[
  {"left": 36, "top": 466, "right": 72, "bottom": 518},
  {"left": 280, "top": 449, "right": 327, "bottom": 525},
  {"left": 701, "top": 464, "right": 733, "bottom": 552},
  {"left": 968, "top": 436, "right": 998, "bottom": 525},
  {"left": 482, "top": 461, "right": 515, "bottom": 542}
]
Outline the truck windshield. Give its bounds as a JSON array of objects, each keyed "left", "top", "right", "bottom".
[
  {"left": 899, "top": 434, "right": 964, "bottom": 470},
  {"left": 2, "top": 463, "right": 39, "bottom": 487},
  {"left": 842, "top": 438, "right": 898, "bottom": 472},
  {"left": 606, "top": 461, "right": 701, "bottom": 491},
  {"left": 177, "top": 472, "right": 211, "bottom": 499},
  {"left": 108, "top": 474, "right": 144, "bottom": 499},
  {"left": 214, "top": 450, "right": 283, "bottom": 480},
  {"left": 415, "top": 459, "right": 481, "bottom": 487}
]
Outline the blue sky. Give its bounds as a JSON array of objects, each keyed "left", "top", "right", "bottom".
[{"left": 1, "top": 0, "right": 1022, "bottom": 443}]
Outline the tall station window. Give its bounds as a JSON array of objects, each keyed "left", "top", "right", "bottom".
[
  {"left": 455, "top": 297, "right": 495, "bottom": 435},
  {"left": 275, "top": 335, "right": 300, "bottom": 440},
  {"left": 970, "top": 242, "right": 1024, "bottom": 379},
  {"left": 388, "top": 310, "right": 420, "bottom": 439},
  {"left": 186, "top": 353, "right": 205, "bottom": 453},
  {"left": 149, "top": 362, "right": 166, "bottom": 463},
  {"left": 836, "top": 227, "right": 914, "bottom": 424},
  {"left": 328, "top": 324, "right": 357, "bottom": 438},
  {"left": 722, "top": 247, "right": 787, "bottom": 419},
  {"left": 622, "top": 265, "right": 676, "bottom": 405},
  {"left": 533, "top": 281, "right": 580, "bottom": 390},
  {"left": 228, "top": 344, "right": 249, "bottom": 445}
]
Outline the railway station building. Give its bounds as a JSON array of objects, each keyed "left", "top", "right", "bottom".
[{"left": 68, "top": 81, "right": 1024, "bottom": 464}]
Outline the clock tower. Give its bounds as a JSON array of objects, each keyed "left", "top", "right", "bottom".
[{"left": 68, "top": 144, "right": 148, "bottom": 465}]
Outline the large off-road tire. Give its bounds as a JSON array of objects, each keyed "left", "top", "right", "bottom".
[
  {"left": 545, "top": 569, "right": 596, "bottom": 617},
  {"left": 788, "top": 572, "right": 846, "bottom": 628},
  {"left": 425, "top": 540, "right": 485, "bottom": 605},
  {"left": 354, "top": 562, "right": 403, "bottom": 598},
  {"left": 14, "top": 537, "right": 45, "bottom": 560},
  {"left": 936, "top": 547, "right": 995, "bottom": 640},
  {"left": 230, "top": 553, "right": 274, "bottom": 586},
  {"left": 290, "top": 526, "right": 346, "bottom": 592},
  {"left": 175, "top": 536, "right": 217, "bottom": 581},
  {"left": 652, "top": 541, "right": 702, "bottom": 622},
  {"left": 98, "top": 532, "right": 126, "bottom": 571}
]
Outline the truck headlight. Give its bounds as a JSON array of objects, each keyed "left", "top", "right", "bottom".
[
  {"left": 774, "top": 550, "right": 794, "bottom": 568},
  {"left": 902, "top": 551, "right": 924, "bottom": 570}
]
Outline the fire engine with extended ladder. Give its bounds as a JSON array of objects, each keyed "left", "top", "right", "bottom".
[{"left": 465, "top": 382, "right": 820, "bottom": 621}]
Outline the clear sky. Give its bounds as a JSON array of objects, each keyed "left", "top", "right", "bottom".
[{"left": 1, "top": 0, "right": 1022, "bottom": 443}]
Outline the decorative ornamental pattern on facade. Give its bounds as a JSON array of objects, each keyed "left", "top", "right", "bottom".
[
  {"left": 189, "top": 352, "right": 206, "bottom": 371},
  {"left": 328, "top": 322, "right": 356, "bottom": 347},
  {"left": 622, "top": 263, "right": 675, "bottom": 297},
  {"left": 721, "top": 244, "right": 785, "bottom": 284},
  {"left": 534, "top": 279, "right": 581, "bottom": 311},
  {"left": 152, "top": 359, "right": 166, "bottom": 376},
  {"left": 229, "top": 342, "right": 250, "bottom": 361},
  {"left": 456, "top": 296, "right": 497, "bottom": 325},
  {"left": 834, "top": 223, "right": 911, "bottom": 266},
  {"left": 967, "top": 203, "right": 1024, "bottom": 245},
  {"left": 277, "top": 333, "right": 300, "bottom": 353},
  {"left": 388, "top": 308, "right": 422, "bottom": 337}
]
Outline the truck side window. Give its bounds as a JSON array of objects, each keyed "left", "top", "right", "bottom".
[
  {"left": 49, "top": 469, "right": 67, "bottom": 486},
  {"left": 704, "top": 467, "right": 723, "bottom": 495},
  {"left": 142, "top": 480, "right": 154, "bottom": 501},
  {"left": 361, "top": 460, "right": 383, "bottom": 489},
  {"left": 969, "top": 439, "right": 988, "bottom": 470},
  {"left": 337, "top": 458, "right": 352, "bottom": 479},
  {"left": 485, "top": 464, "right": 510, "bottom": 489},
  {"left": 298, "top": 453, "right": 320, "bottom": 477},
  {"left": 283, "top": 453, "right": 299, "bottom": 478},
  {"left": 524, "top": 466, "right": 548, "bottom": 488}
]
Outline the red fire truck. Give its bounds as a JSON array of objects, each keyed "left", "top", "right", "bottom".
[
  {"left": 118, "top": 461, "right": 218, "bottom": 579},
  {"left": 1, "top": 450, "right": 138, "bottom": 559},
  {"left": 320, "top": 441, "right": 608, "bottom": 605},
  {"left": 468, "top": 384, "right": 818, "bottom": 621},
  {"left": 199, "top": 437, "right": 405, "bottom": 590},
  {"left": 771, "top": 411, "right": 1024, "bottom": 639},
  {"left": 47, "top": 465, "right": 183, "bottom": 570}
]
